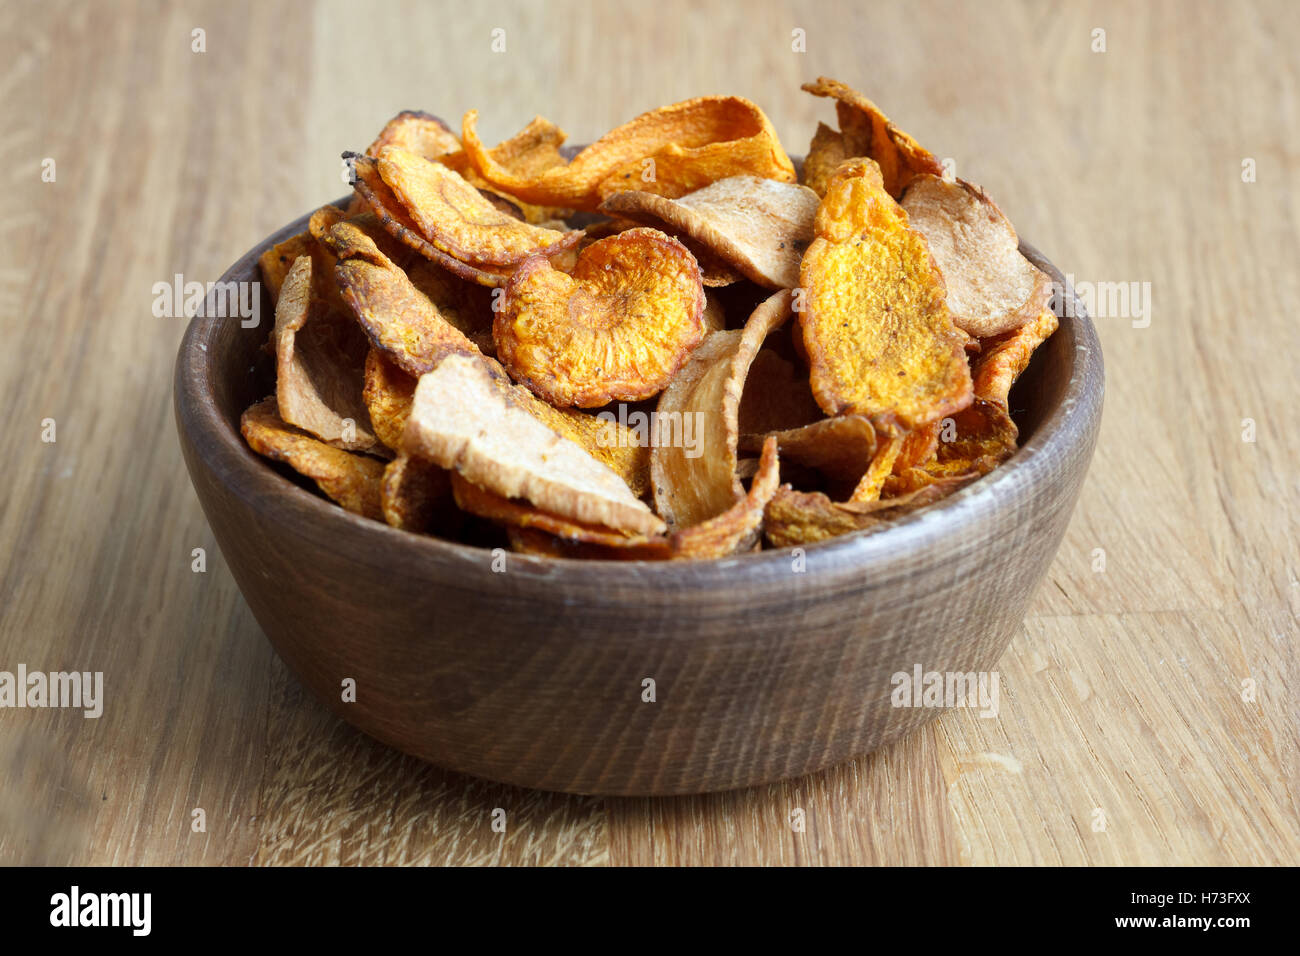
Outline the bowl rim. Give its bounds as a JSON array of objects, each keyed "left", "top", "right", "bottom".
[{"left": 175, "top": 202, "right": 1103, "bottom": 582}]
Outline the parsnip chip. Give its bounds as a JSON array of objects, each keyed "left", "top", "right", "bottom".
[
  {"left": 330, "top": 220, "right": 485, "bottom": 377},
  {"left": 366, "top": 110, "right": 461, "bottom": 161},
  {"left": 479, "top": 436, "right": 780, "bottom": 561},
  {"left": 362, "top": 347, "right": 417, "bottom": 451},
  {"left": 901, "top": 175, "right": 1053, "bottom": 337},
  {"left": 377, "top": 146, "right": 582, "bottom": 266},
  {"left": 799, "top": 159, "right": 972, "bottom": 429},
  {"left": 241, "top": 397, "right": 384, "bottom": 519},
  {"left": 599, "top": 176, "right": 819, "bottom": 289},
  {"left": 651, "top": 290, "right": 792, "bottom": 527},
  {"left": 701, "top": 292, "right": 727, "bottom": 333},
  {"left": 273, "top": 256, "right": 376, "bottom": 451},
  {"left": 764, "top": 476, "right": 976, "bottom": 548},
  {"left": 346, "top": 152, "right": 512, "bottom": 287},
  {"left": 801, "top": 77, "right": 943, "bottom": 198},
  {"left": 381, "top": 452, "right": 459, "bottom": 534},
  {"left": 494, "top": 227, "right": 706, "bottom": 408},
  {"left": 403, "top": 354, "right": 664, "bottom": 535},
  {"left": 462, "top": 96, "right": 796, "bottom": 211}
]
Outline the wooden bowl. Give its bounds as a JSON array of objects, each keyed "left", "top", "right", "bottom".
[{"left": 174, "top": 200, "right": 1103, "bottom": 796}]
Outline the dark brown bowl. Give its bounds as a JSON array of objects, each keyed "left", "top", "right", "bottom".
[{"left": 174, "top": 199, "right": 1102, "bottom": 796}]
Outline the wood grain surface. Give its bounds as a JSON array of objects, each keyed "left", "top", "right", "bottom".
[{"left": 2, "top": 0, "right": 1296, "bottom": 864}]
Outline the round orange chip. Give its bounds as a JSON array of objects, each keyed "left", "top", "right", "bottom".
[
  {"left": 494, "top": 227, "right": 706, "bottom": 408},
  {"left": 799, "top": 158, "right": 972, "bottom": 430}
]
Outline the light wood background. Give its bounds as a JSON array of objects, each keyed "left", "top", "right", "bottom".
[{"left": 2, "top": 0, "right": 1296, "bottom": 866}]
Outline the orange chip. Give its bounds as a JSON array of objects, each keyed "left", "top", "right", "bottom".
[
  {"left": 599, "top": 176, "right": 819, "bottom": 289},
  {"left": 366, "top": 110, "right": 461, "bottom": 161},
  {"left": 403, "top": 354, "right": 664, "bottom": 535},
  {"left": 462, "top": 96, "right": 796, "bottom": 211},
  {"left": 764, "top": 474, "right": 976, "bottom": 548},
  {"left": 272, "top": 256, "right": 376, "bottom": 452},
  {"left": 901, "top": 175, "right": 1053, "bottom": 337},
  {"left": 798, "top": 158, "right": 972, "bottom": 429},
  {"left": 308, "top": 204, "right": 348, "bottom": 243},
  {"left": 258, "top": 231, "right": 335, "bottom": 307},
  {"left": 240, "top": 396, "right": 385, "bottom": 519},
  {"left": 973, "top": 307, "right": 1059, "bottom": 407},
  {"left": 494, "top": 227, "right": 706, "bottom": 408},
  {"left": 848, "top": 427, "right": 903, "bottom": 502},
  {"left": 651, "top": 290, "right": 792, "bottom": 527},
  {"left": 376, "top": 146, "right": 582, "bottom": 266},
  {"left": 362, "top": 347, "right": 417, "bottom": 451},
  {"left": 936, "top": 398, "right": 1019, "bottom": 465},
  {"left": 381, "top": 452, "right": 460, "bottom": 534},
  {"left": 441, "top": 115, "right": 573, "bottom": 224},
  {"left": 802, "top": 121, "right": 851, "bottom": 197},
  {"left": 346, "top": 152, "right": 513, "bottom": 287},
  {"left": 329, "top": 218, "right": 484, "bottom": 377},
  {"left": 801, "top": 77, "right": 943, "bottom": 198},
  {"left": 883, "top": 454, "right": 1000, "bottom": 498}
]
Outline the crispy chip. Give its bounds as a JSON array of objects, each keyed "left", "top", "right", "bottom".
[
  {"left": 362, "top": 347, "right": 417, "bottom": 451},
  {"left": 764, "top": 475, "right": 975, "bottom": 548},
  {"left": 799, "top": 159, "right": 972, "bottom": 429},
  {"left": 494, "top": 227, "right": 705, "bottom": 408},
  {"left": 462, "top": 96, "right": 796, "bottom": 211},
  {"left": 441, "top": 115, "right": 572, "bottom": 224},
  {"left": 381, "top": 452, "right": 459, "bottom": 534},
  {"left": 308, "top": 204, "right": 348, "bottom": 243},
  {"left": 736, "top": 349, "right": 823, "bottom": 435},
  {"left": 403, "top": 354, "right": 664, "bottom": 535},
  {"left": 241, "top": 397, "right": 384, "bottom": 519},
  {"left": 801, "top": 77, "right": 943, "bottom": 198},
  {"left": 803, "top": 121, "right": 851, "bottom": 197},
  {"left": 329, "top": 219, "right": 486, "bottom": 376},
  {"left": 740, "top": 415, "right": 876, "bottom": 489},
  {"left": 883, "top": 454, "right": 1000, "bottom": 498},
  {"left": 485, "top": 436, "right": 779, "bottom": 561},
  {"left": 346, "top": 152, "right": 513, "bottom": 287},
  {"left": 901, "top": 175, "right": 1053, "bottom": 337},
  {"left": 258, "top": 231, "right": 332, "bottom": 306},
  {"left": 651, "top": 290, "right": 792, "bottom": 527},
  {"left": 273, "top": 256, "right": 376, "bottom": 451},
  {"left": 377, "top": 146, "right": 582, "bottom": 266},
  {"left": 366, "top": 110, "right": 461, "bottom": 161},
  {"left": 701, "top": 292, "right": 727, "bottom": 333},
  {"left": 849, "top": 427, "right": 903, "bottom": 502},
  {"left": 599, "top": 176, "right": 819, "bottom": 289},
  {"left": 936, "top": 398, "right": 1019, "bottom": 464},
  {"left": 972, "top": 307, "right": 1059, "bottom": 407}
]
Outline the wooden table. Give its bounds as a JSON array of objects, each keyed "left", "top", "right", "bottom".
[{"left": 2, "top": 0, "right": 1295, "bottom": 866}]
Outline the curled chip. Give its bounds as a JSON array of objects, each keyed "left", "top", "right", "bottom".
[
  {"left": 402, "top": 354, "right": 664, "bottom": 535},
  {"left": 273, "top": 256, "right": 376, "bottom": 451},
  {"left": 441, "top": 115, "right": 572, "bottom": 224},
  {"left": 240, "top": 397, "right": 385, "bottom": 519},
  {"left": 973, "top": 307, "right": 1059, "bottom": 407},
  {"left": 329, "top": 218, "right": 485, "bottom": 376},
  {"left": 362, "top": 347, "right": 417, "bottom": 451},
  {"left": 803, "top": 121, "right": 851, "bottom": 197},
  {"left": 901, "top": 175, "right": 1053, "bottom": 337},
  {"left": 599, "top": 176, "right": 819, "bottom": 289},
  {"left": 740, "top": 415, "right": 876, "bottom": 496},
  {"left": 346, "top": 152, "right": 513, "bottom": 287},
  {"left": 462, "top": 96, "right": 796, "bottom": 211},
  {"left": 483, "top": 436, "right": 780, "bottom": 561},
  {"left": 884, "top": 455, "right": 999, "bottom": 498},
  {"left": 651, "top": 290, "right": 792, "bottom": 527},
  {"left": 366, "top": 110, "right": 461, "bottom": 161},
  {"left": 849, "top": 428, "right": 903, "bottom": 502},
  {"left": 376, "top": 146, "right": 582, "bottom": 266},
  {"left": 764, "top": 475, "right": 977, "bottom": 548},
  {"left": 258, "top": 230, "right": 334, "bottom": 306},
  {"left": 381, "top": 452, "right": 459, "bottom": 535},
  {"left": 802, "top": 77, "right": 943, "bottom": 198},
  {"left": 799, "top": 158, "right": 972, "bottom": 429},
  {"left": 494, "top": 227, "right": 706, "bottom": 408}
]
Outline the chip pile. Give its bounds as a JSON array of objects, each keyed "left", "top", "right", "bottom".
[{"left": 244, "top": 79, "right": 1058, "bottom": 559}]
